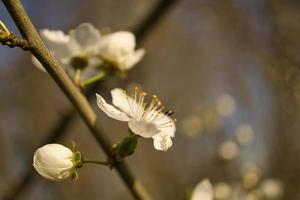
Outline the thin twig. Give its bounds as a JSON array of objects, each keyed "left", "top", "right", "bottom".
[
  {"left": 0, "top": 31, "right": 30, "bottom": 50},
  {"left": 1, "top": 0, "right": 151, "bottom": 199},
  {"left": 2, "top": 0, "right": 180, "bottom": 199}
]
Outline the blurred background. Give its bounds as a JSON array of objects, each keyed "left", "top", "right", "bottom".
[{"left": 0, "top": 0, "right": 300, "bottom": 199}]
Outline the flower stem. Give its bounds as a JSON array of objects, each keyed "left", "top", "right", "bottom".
[
  {"left": 74, "top": 69, "right": 81, "bottom": 87},
  {"left": 82, "top": 159, "right": 109, "bottom": 166},
  {"left": 81, "top": 71, "right": 106, "bottom": 88}
]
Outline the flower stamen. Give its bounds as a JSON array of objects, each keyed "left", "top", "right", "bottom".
[{"left": 125, "top": 90, "right": 175, "bottom": 129}]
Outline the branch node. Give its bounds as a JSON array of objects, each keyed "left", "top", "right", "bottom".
[{"left": 0, "top": 31, "right": 31, "bottom": 50}]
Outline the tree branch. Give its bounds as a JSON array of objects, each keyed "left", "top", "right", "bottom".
[
  {"left": 0, "top": 30, "right": 30, "bottom": 50},
  {"left": 1, "top": 0, "right": 151, "bottom": 199}
]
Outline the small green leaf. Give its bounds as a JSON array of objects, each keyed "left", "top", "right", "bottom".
[{"left": 116, "top": 135, "right": 138, "bottom": 157}]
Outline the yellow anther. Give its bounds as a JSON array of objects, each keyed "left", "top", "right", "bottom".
[{"left": 165, "top": 110, "right": 174, "bottom": 116}]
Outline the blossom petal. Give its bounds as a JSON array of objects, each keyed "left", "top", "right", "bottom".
[
  {"left": 96, "top": 94, "right": 130, "bottom": 122},
  {"left": 111, "top": 88, "right": 141, "bottom": 118},
  {"left": 152, "top": 134, "right": 173, "bottom": 151},
  {"left": 191, "top": 179, "right": 213, "bottom": 200},
  {"left": 32, "top": 56, "right": 47, "bottom": 72},
  {"left": 128, "top": 120, "right": 160, "bottom": 138},
  {"left": 32, "top": 49, "right": 70, "bottom": 72},
  {"left": 69, "top": 23, "right": 101, "bottom": 54},
  {"left": 98, "top": 31, "right": 136, "bottom": 65},
  {"left": 33, "top": 163, "right": 73, "bottom": 181},
  {"left": 33, "top": 144, "right": 73, "bottom": 168},
  {"left": 33, "top": 162, "right": 57, "bottom": 181},
  {"left": 153, "top": 113, "right": 176, "bottom": 137},
  {"left": 119, "top": 49, "right": 145, "bottom": 70},
  {"left": 40, "top": 29, "right": 69, "bottom": 43},
  {"left": 100, "top": 31, "right": 135, "bottom": 52},
  {"left": 40, "top": 29, "right": 72, "bottom": 60},
  {"left": 80, "top": 59, "right": 104, "bottom": 81}
]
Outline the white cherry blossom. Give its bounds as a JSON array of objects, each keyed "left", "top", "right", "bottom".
[
  {"left": 191, "top": 179, "right": 213, "bottom": 200},
  {"left": 98, "top": 31, "right": 145, "bottom": 71},
  {"left": 96, "top": 88, "right": 175, "bottom": 151},
  {"left": 33, "top": 144, "right": 76, "bottom": 181},
  {"left": 32, "top": 23, "right": 103, "bottom": 79}
]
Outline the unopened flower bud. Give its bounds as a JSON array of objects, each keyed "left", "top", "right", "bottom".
[{"left": 33, "top": 144, "right": 78, "bottom": 181}]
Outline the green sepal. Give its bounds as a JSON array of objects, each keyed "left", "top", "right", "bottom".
[
  {"left": 72, "top": 151, "right": 83, "bottom": 168},
  {"left": 71, "top": 170, "right": 78, "bottom": 181},
  {"left": 116, "top": 135, "right": 138, "bottom": 157},
  {"left": 185, "top": 190, "right": 193, "bottom": 200}
]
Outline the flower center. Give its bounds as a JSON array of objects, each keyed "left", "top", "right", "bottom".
[
  {"left": 126, "top": 88, "right": 175, "bottom": 130},
  {"left": 70, "top": 55, "right": 88, "bottom": 70}
]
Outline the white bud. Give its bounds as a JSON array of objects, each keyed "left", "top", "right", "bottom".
[
  {"left": 33, "top": 144, "right": 75, "bottom": 181},
  {"left": 191, "top": 179, "right": 213, "bottom": 200},
  {"left": 98, "top": 31, "right": 145, "bottom": 71}
]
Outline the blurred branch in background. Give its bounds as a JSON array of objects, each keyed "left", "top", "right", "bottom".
[
  {"left": 261, "top": 0, "right": 300, "bottom": 198},
  {"left": 3, "top": 109, "right": 76, "bottom": 200},
  {"left": 265, "top": 0, "right": 300, "bottom": 68},
  {"left": 2, "top": 0, "right": 180, "bottom": 199},
  {"left": 134, "top": 0, "right": 179, "bottom": 42}
]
